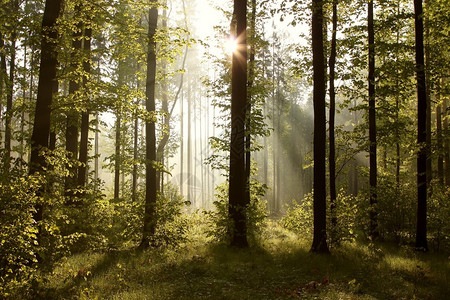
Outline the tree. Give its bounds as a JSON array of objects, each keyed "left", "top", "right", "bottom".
[
  {"left": 140, "top": 1, "right": 158, "bottom": 249},
  {"left": 368, "top": 0, "right": 378, "bottom": 239},
  {"left": 328, "top": 0, "right": 338, "bottom": 239},
  {"left": 414, "top": 0, "right": 428, "bottom": 251},
  {"left": 310, "top": 0, "right": 330, "bottom": 254},
  {"left": 77, "top": 20, "right": 92, "bottom": 188},
  {"left": 229, "top": 0, "right": 248, "bottom": 248},
  {"left": 65, "top": 4, "right": 83, "bottom": 195},
  {"left": 28, "top": 0, "right": 64, "bottom": 241}
]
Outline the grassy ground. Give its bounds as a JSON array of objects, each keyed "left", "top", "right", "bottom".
[{"left": 34, "top": 220, "right": 449, "bottom": 299}]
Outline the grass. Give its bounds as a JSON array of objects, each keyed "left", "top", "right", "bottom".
[{"left": 31, "top": 220, "right": 449, "bottom": 299}]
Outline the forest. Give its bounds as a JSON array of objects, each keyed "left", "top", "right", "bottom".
[{"left": 0, "top": 0, "right": 449, "bottom": 298}]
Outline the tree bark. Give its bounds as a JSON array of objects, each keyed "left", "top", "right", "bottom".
[
  {"left": 368, "top": 0, "right": 378, "bottom": 239},
  {"left": 229, "top": 0, "right": 248, "bottom": 248},
  {"left": 140, "top": 3, "right": 158, "bottom": 249},
  {"left": 310, "top": 0, "right": 330, "bottom": 254},
  {"left": 4, "top": 9, "right": 17, "bottom": 173},
  {"left": 245, "top": 0, "right": 256, "bottom": 214},
  {"left": 29, "top": 0, "right": 64, "bottom": 247},
  {"left": 436, "top": 80, "right": 444, "bottom": 185},
  {"left": 414, "top": 0, "right": 428, "bottom": 251},
  {"left": 328, "top": 0, "right": 338, "bottom": 238},
  {"left": 443, "top": 96, "right": 449, "bottom": 186},
  {"left": 77, "top": 25, "right": 92, "bottom": 188},
  {"left": 65, "top": 4, "right": 83, "bottom": 194}
]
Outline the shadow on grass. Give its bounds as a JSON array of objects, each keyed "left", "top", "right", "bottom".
[{"left": 37, "top": 235, "right": 449, "bottom": 299}]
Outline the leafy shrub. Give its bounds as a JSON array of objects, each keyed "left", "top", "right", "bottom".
[
  {"left": 428, "top": 182, "right": 450, "bottom": 252},
  {"left": 282, "top": 190, "right": 358, "bottom": 245},
  {"left": 109, "top": 182, "right": 190, "bottom": 249},
  {"left": 205, "top": 179, "right": 268, "bottom": 245}
]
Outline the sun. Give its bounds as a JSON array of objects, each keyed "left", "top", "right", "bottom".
[{"left": 224, "top": 37, "right": 238, "bottom": 54}]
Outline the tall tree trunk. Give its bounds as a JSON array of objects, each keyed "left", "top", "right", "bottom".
[
  {"left": 94, "top": 113, "right": 99, "bottom": 185},
  {"left": 140, "top": 3, "right": 158, "bottom": 249},
  {"left": 436, "top": 80, "right": 443, "bottom": 185},
  {"left": 132, "top": 76, "right": 140, "bottom": 201},
  {"left": 29, "top": 0, "right": 64, "bottom": 250},
  {"left": 0, "top": 35, "right": 5, "bottom": 146},
  {"left": 414, "top": 0, "right": 428, "bottom": 251},
  {"left": 187, "top": 77, "right": 192, "bottom": 203},
  {"left": 443, "top": 95, "right": 449, "bottom": 186},
  {"left": 77, "top": 25, "right": 91, "bottom": 188},
  {"left": 65, "top": 5, "right": 83, "bottom": 194},
  {"left": 328, "top": 0, "right": 338, "bottom": 238},
  {"left": 4, "top": 13, "right": 17, "bottom": 173},
  {"left": 310, "top": 0, "right": 330, "bottom": 254},
  {"left": 245, "top": 0, "right": 256, "bottom": 215},
  {"left": 368, "top": 0, "right": 378, "bottom": 239},
  {"left": 114, "top": 114, "right": 121, "bottom": 200},
  {"left": 229, "top": 0, "right": 248, "bottom": 248}
]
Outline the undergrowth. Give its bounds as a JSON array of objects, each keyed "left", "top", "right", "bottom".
[{"left": 16, "top": 218, "right": 449, "bottom": 299}]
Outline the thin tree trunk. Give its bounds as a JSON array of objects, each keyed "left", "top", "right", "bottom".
[
  {"left": 229, "top": 0, "right": 248, "bottom": 248},
  {"left": 187, "top": 76, "right": 192, "bottom": 203},
  {"left": 443, "top": 95, "right": 449, "bottom": 186},
  {"left": 95, "top": 113, "right": 99, "bottom": 184},
  {"left": 436, "top": 80, "right": 443, "bottom": 185},
  {"left": 0, "top": 35, "right": 5, "bottom": 146},
  {"left": 140, "top": 3, "right": 158, "bottom": 249},
  {"left": 132, "top": 80, "right": 139, "bottom": 201},
  {"left": 77, "top": 25, "right": 91, "bottom": 188},
  {"left": 368, "top": 0, "right": 378, "bottom": 239},
  {"left": 414, "top": 0, "right": 428, "bottom": 251},
  {"left": 245, "top": 0, "right": 256, "bottom": 210},
  {"left": 114, "top": 114, "right": 121, "bottom": 200},
  {"left": 328, "top": 0, "right": 338, "bottom": 237},
  {"left": 4, "top": 28, "right": 16, "bottom": 173},
  {"left": 310, "top": 0, "right": 330, "bottom": 254}
]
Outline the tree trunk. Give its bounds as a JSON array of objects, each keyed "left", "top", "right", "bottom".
[
  {"left": 245, "top": 0, "right": 256, "bottom": 214},
  {"left": 436, "top": 80, "right": 444, "bottom": 185},
  {"left": 368, "top": 0, "right": 378, "bottom": 239},
  {"left": 443, "top": 96, "right": 449, "bottom": 186},
  {"left": 4, "top": 18, "right": 17, "bottom": 174},
  {"left": 328, "top": 0, "right": 338, "bottom": 238},
  {"left": 310, "top": 0, "right": 330, "bottom": 254},
  {"left": 140, "top": 3, "right": 158, "bottom": 249},
  {"left": 229, "top": 0, "right": 248, "bottom": 248},
  {"left": 65, "top": 5, "right": 83, "bottom": 194},
  {"left": 114, "top": 113, "right": 121, "bottom": 200},
  {"left": 29, "top": 0, "right": 64, "bottom": 249},
  {"left": 0, "top": 35, "right": 5, "bottom": 146},
  {"left": 77, "top": 25, "right": 92, "bottom": 188},
  {"left": 414, "top": 0, "right": 428, "bottom": 251}
]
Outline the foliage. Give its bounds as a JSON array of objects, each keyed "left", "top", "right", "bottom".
[
  {"left": 282, "top": 190, "right": 358, "bottom": 245},
  {"left": 205, "top": 180, "right": 268, "bottom": 245},
  {"left": 109, "top": 183, "right": 190, "bottom": 249},
  {"left": 0, "top": 166, "right": 39, "bottom": 298}
]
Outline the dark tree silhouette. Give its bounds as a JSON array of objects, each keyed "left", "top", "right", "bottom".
[
  {"left": 310, "top": 0, "right": 330, "bottom": 254},
  {"left": 368, "top": 0, "right": 378, "bottom": 239},
  {"left": 140, "top": 2, "right": 158, "bottom": 249},
  {"left": 414, "top": 0, "right": 428, "bottom": 251},
  {"left": 229, "top": 0, "right": 248, "bottom": 248},
  {"left": 328, "top": 0, "right": 338, "bottom": 239},
  {"left": 29, "top": 0, "right": 64, "bottom": 238}
]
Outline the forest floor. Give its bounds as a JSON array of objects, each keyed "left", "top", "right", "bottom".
[{"left": 36, "top": 220, "right": 449, "bottom": 299}]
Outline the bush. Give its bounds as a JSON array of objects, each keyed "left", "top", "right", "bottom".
[
  {"left": 205, "top": 179, "right": 268, "bottom": 245},
  {"left": 281, "top": 190, "right": 358, "bottom": 245}
]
